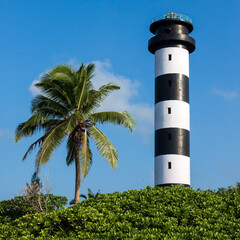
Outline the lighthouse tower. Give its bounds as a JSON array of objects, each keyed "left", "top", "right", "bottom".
[{"left": 148, "top": 12, "right": 195, "bottom": 187}]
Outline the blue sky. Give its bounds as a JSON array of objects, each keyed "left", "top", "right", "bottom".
[{"left": 1, "top": 0, "right": 240, "bottom": 201}]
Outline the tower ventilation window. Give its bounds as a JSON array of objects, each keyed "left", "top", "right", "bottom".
[
  {"left": 168, "top": 54, "right": 172, "bottom": 61},
  {"left": 168, "top": 133, "right": 171, "bottom": 141},
  {"left": 168, "top": 108, "right": 171, "bottom": 114},
  {"left": 168, "top": 162, "right": 172, "bottom": 169}
]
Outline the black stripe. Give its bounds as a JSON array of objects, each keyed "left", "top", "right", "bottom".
[
  {"left": 148, "top": 33, "right": 195, "bottom": 54},
  {"left": 156, "top": 183, "right": 190, "bottom": 187},
  {"left": 155, "top": 128, "right": 189, "bottom": 157},
  {"left": 155, "top": 74, "right": 189, "bottom": 103}
]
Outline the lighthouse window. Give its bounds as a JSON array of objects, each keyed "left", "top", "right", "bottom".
[
  {"left": 168, "top": 133, "right": 171, "bottom": 141},
  {"left": 168, "top": 54, "right": 172, "bottom": 61},
  {"left": 168, "top": 107, "right": 171, "bottom": 114},
  {"left": 168, "top": 80, "right": 172, "bottom": 87},
  {"left": 168, "top": 162, "right": 172, "bottom": 169},
  {"left": 165, "top": 28, "right": 171, "bottom": 33}
]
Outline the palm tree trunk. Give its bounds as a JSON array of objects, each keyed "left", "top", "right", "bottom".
[{"left": 74, "top": 144, "right": 81, "bottom": 204}]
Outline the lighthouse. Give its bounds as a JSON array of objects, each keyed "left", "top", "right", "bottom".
[{"left": 148, "top": 12, "right": 195, "bottom": 187}]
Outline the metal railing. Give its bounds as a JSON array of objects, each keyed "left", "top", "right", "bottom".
[{"left": 151, "top": 13, "right": 192, "bottom": 24}]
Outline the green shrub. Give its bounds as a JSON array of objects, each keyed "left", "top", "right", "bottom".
[
  {"left": 1, "top": 185, "right": 240, "bottom": 239},
  {"left": 0, "top": 194, "right": 68, "bottom": 223}
]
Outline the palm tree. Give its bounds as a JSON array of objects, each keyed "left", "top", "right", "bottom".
[
  {"left": 15, "top": 63, "right": 136, "bottom": 204},
  {"left": 69, "top": 188, "right": 101, "bottom": 205},
  {"left": 80, "top": 188, "right": 101, "bottom": 200}
]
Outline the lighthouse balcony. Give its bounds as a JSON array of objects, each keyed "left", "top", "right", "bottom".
[{"left": 152, "top": 13, "right": 192, "bottom": 24}]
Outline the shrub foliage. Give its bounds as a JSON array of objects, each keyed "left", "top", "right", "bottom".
[
  {"left": 0, "top": 194, "right": 68, "bottom": 223},
  {"left": 0, "top": 185, "right": 240, "bottom": 239}
]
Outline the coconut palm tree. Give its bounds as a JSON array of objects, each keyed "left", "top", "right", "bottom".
[
  {"left": 15, "top": 63, "right": 136, "bottom": 204},
  {"left": 69, "top": 188, "right": 101, "bottom": 205}
]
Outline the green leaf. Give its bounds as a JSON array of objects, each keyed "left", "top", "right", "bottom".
[
  {"left": 80, "top": 128, "right": 92, "bottom": 183},
  {"left": 36, "top": 120, "right": 68, "bottom": 165},
  {"left": 31, "top": 94, "right": 70, "bottom": 116},
  {"left": 22, "top": 135, "right": 46, "bottom": 161},
  {"left": 15, "top": 116, "right": 63, "bottom": 143},
  {"left": 90, "top": 111, "right": 136, "bottom": 131},
  {"left": 83, "top": 83, "right": 120, "bottom": 112},
  {"left": 66, "top": 137, "right": 75, "bottom": 166},
  {"left": 89, "top": 125, "right": 118, "bottom": 169},
  {"left": 75, "top": 64, "right": 95, "bottom": 110}
]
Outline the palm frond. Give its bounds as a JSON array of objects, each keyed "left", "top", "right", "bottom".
[
  {"left": 75, "top": 73, "right": 92, "bottom": 110},
  {"left": 85, "top": 63, "right": 95, "bottom": 78},
  {"left": 66, "top": 137, "right": 75, "bottom": 166},
  {"left": 72, "top": 63, "right": 84, "bottom": 87},
  {"left": 94, "top": 190, "right": 101, "bottom": 199},
  {"left": 80, "top": 194, "right": 87, "bottom": 199},
  {"left": 15, "top": 111, "right": 63, "bottom": 142},
  {"left": 31, "top": 94, "right": 70, "bottom": 116},
  {"left": 82, "top": 83, "right": 120, "bottom": 112},
  {"left": 51, "top": 71, "right": 74, "bottom": 84},
  {"left": 31, "top": 108, "right": 66, "bottom": 120},
  {"left": 50, "top": 77, "right": 75, "bottom": 107},
  {"left": 74, "top": 63, "right": 96, "bottom": 110},
  {"left": 65, "top": 111, "right": 85, "bottom": 134},
  {"left": 35, "top": 79, "right": 73, "bottom": 109},
  {"left": 15, "top": 116, "right": 44, "bottom": 143},
  {"left": 41, "top": 65, "right": 74, "bottom": 82},
  {"left": 41, "top": 65, "right": 75, "bottom": 93},
  {"left": 97, "top": 83, "right": 120, "bottom": 98},
  {"left": 22, "top": 135, "right": 46, "bottom": 161},
  {"left": 87, "top": 188, "right": 94, "bottom": 198},
  {"left": 89, "top": 125, "right": 118, "bottom": 169},
  {"left": 80, "top": 128, "right": 92, "bottom": 183},
  {"left": 15, "top": 122, "right": 36, "bottom": 143},
  {"left": 90, "top": 111, "right": 136, "bottom": 131},
  {"left": 36, "top": 120, "right": 68, "bottom": 165}
]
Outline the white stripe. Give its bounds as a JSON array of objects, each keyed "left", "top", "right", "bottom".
[
  {"left": 155, "top": 100, "right": 190, "bottom": 130},
  {"left": 155, "top": 155, "right": 190, "bottom": 185},
  {"left": 155, "top": 47, "right": 189, "bottom": 77}
]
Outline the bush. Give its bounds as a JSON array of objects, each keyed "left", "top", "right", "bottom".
[
  {"left": 0, "top": 194, "right": 68, "bottom": 223},
  {"left": 0, "top": 185, "right": 240, "bottom": 239}
]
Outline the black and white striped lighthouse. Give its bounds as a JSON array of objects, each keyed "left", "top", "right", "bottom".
[{"left": 148, "top": 12, "right": 195, "bottom": 187}]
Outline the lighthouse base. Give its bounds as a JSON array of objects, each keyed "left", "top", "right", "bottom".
[{"left": 156, "top": 183, "right": 190, "bottom": 187}]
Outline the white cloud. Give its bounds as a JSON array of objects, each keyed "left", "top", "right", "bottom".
[
  {"left": 213, "top": 88, "right": 238, "bottom": 100},
  {"left": 29, "top": 60, "right": 154, "bottom": 140},
  {"left": 92, "top": 60, "right": 154, "bottom": 139},
  {"left": 29, "top": 80, "right": 40, "bottom": 96}
]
